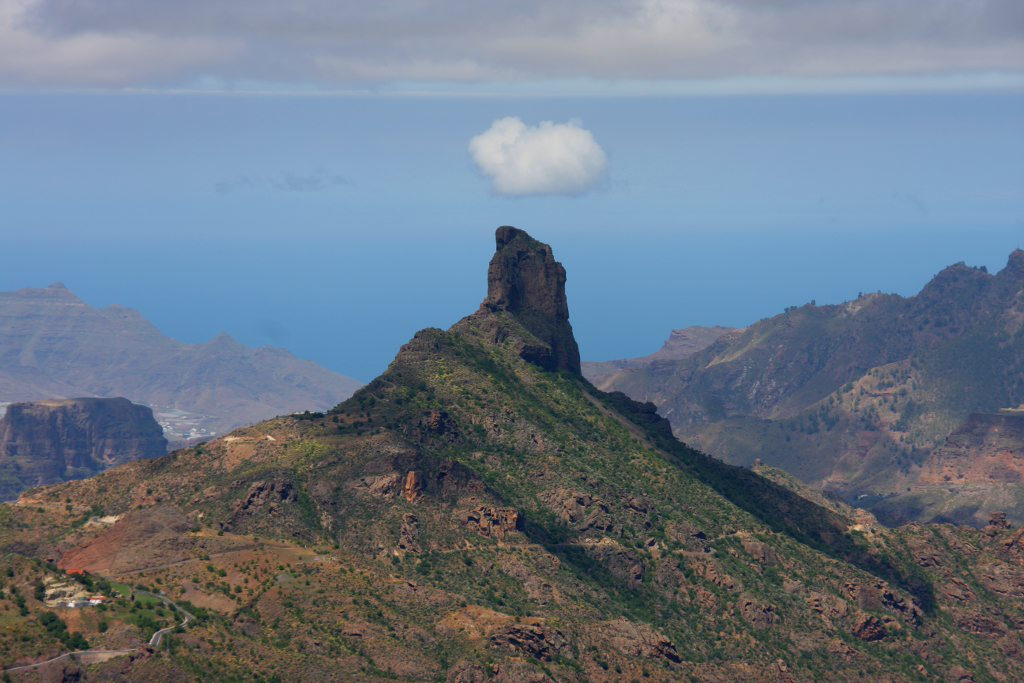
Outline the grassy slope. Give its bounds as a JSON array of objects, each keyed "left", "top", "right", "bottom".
[{"left": 0, "top": 308, "right": 1021, "bottom": 680}]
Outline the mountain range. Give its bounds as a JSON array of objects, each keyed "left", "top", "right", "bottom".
[
  {"left": 1, "top": 228, "right": 1023, "bottom": 680},
  {"left": 0, "top": 283, "right": 362, "bottom": 442},
  {"left": 586, "top": 250, "right": 1024, "bottom": 526}
]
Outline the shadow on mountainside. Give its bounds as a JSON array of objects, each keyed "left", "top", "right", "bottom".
[{"left": 597, "top": 387, "right": 937, "bottom": 614}]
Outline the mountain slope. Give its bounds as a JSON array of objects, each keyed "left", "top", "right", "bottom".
[
  {"left": 868, "top": 411, "right": 1024, "bottom": 526},
  {"left": 582, "top": 325, "right": 734, "bottom": 389},
  {"left": 590, "top": 251, "right": 1024, "bottom": 523},
  {"left": 0, "top": 284, "right": 362, "bottom": 439},
  {"left": 1, "top": 228, "right": 1023, "bottom": 681}
]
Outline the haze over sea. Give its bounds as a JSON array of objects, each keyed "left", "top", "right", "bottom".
[{"left": 2, "top": 93, "right": 1021, "bottom": 381}]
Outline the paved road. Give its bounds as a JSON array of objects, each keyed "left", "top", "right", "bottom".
[
  {"left": 2, "top": 649, "right": 136, "bottom": 675},
  {"left": 138, "top": 589, "right": 195, "bottom": 648},
  {"left": 1, "top": 590, "right": 194, "bottom": 676}
]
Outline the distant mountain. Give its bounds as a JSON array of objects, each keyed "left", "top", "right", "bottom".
[
  {"left": 582, "top": 325, "right": 735, "bottom": 388},
  {"left": 0, "top": 397, "right": 167, "bottom": 500},
  {"left": 3, "top": 228, "right": 1024, "bottom": 680},
  {"left": 0, "top": 284, "right": 362, "bottom": 440},
  {"left": 588, "top": 250, "right": 1024, "bottom": 525}
]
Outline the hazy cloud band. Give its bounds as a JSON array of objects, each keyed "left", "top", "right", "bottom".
[{"left": 2, "top": 0, "right": 1022, "bottom": 92}]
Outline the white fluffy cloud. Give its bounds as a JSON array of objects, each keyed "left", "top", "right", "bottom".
[{"left": 469, "top": 118, "right": 607, "bottom": 197}]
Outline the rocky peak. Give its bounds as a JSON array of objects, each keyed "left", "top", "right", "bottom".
[
  {"left": 2, "top": 283, "right": 83, "bottom": 304},
  {"left": 480, "top": 226, "right": 581, "bottom": 374},
  {"left": 203, "top": 332, "right": 246, "bottom": 351},
  {"left": 917, "top": 260, "right": 992, "bottom": 301},
  {"left": 1003, "top": 249, "right": 1024, "bottom": 280},
  {"left": 38, "top": 283, "right": 79, "bottom": 301}
]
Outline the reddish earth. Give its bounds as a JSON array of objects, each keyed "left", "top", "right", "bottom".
[
  {"left": 918, "top": 412, "right": 1024, "bottom": 485},
  {"left": 58, "top": 506, "right": 195, "bottom": 575}
]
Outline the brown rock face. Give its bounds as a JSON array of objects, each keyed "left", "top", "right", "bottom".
[
  {"left": 488, "top": 623, "right": 566, "bottom": 661},
  {"left": 404, "top": 470, "right": 425, "bottom": 502},
  {"left": 545, "top": 489, "right": 614, "bottom": 533},
  {"left": 397, "top": 513, "right": 420, "bottom": 554},
  {"left": 599, "top": 618, "right": 682, "bottom": 663},
  {"left": 0, "top": 397, "right": 167, "bottom": 500},
  {"left": 481, "top": 226, "right": 581, "bottom": 375},
  {"left": 853, "top": 615, "right": 888, "bottom": 641},
  {"left": 918, "top": 412, "right": 1024, "bottom": 485},
  {"left": 461, "top": 506, "right": 522, "bottom": 539},
  {"left": 223, "top": 478, "right": 297, "bottom": 532}
]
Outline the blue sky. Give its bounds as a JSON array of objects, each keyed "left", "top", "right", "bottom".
[
  {"left": 1, "top": 1, "right": 1022, "bottom": 381},
  {"left": 1, "top": 92, "right": 1021, "bottom": 380}
]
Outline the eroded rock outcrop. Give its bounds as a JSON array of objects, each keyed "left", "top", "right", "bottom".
[
  {"left": 397, "top": 513, "right": 420, "bottom": 554},
  {"left": 919, "top": 412, "right": 1024, "bottom": 486},
  {"left": 222, "top": 478, "right": 297, "bottom": 532},
  {"left": 460, "top": 506, "right": 522, "bottom": 539},
  {"left": 852, "top": 615, "right": 889, "bottom": 641},
  {"left": 544, "top": 488, "right": 614, "bottom": 533},
  {"left": 489, "top": 623, "right": 566, "bottom": 661},
  {"left": 480, "top": 226, "right": 581, "bottom": 374},
  {"left": 598, "top": 618, "right": 682, "bottom": 663}
]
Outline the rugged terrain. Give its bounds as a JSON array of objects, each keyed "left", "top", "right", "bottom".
[
  {"left": 0, "top": 284, "right": 362, "bottom": 440},
  {"left": 1, "top": 228, "right": 1024, "bottom": 681},
  {"left": 588, "top": 251, "right": 1024, "bottom": 525},
  {"left": 0, "top": 398, "right": 167, "bottom": 501}
]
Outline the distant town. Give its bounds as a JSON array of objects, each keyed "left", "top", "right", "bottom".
[{"left": 152, "top": 407, "right": 217, "bottom": 444}]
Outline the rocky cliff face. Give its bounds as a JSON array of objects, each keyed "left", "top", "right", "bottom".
[
  {"left": 480, "top": 226, "right": 581, "bottom": 374},
  {"left": 920, "top": 412, "right": 1024, "bottom": 485},
  {"left": 0, "top": 397, "right": 167, "bottom": 500}
]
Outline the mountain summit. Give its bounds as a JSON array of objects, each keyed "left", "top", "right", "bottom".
[
  {"left": 480, "top": 226, "right": 581, "bottom": 374},
  {"left": 2, "top": 228, "right": 1024, "bottom": 680}
]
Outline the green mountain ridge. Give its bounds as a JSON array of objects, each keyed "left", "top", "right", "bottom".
[{"left": 0, "top": 228, "right": 1022, "bottom": 681}]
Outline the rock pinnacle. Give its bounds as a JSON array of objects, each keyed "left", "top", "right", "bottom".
[{"left": 481, "top": 226, "right": 581, "bottom": 374}]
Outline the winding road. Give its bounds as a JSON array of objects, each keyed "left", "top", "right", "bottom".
[{"left": 1, "top": 589, "right": 194, "bottom": 676}]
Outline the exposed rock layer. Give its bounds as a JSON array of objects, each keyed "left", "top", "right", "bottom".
[
  {"left": 0, "top": 397, "right": 167, "bottom": 499},
  {"left": 920, "top": 412, "right": 1024, "bottom": 485}
]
